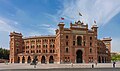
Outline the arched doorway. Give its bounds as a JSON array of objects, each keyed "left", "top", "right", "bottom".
[
  {"left": 18, "top": 57, "right": 20, "bottom": 63},
  {"left": 49, "top": 56, "right": 54, "bottom": 63},
  {"left": 102, "top": 57, "right": 104, "bottom": 63},
  {"left": 98, "top": 56, "right": 101, "bottom": 63},
  {"left": 76, "top": 50, "right": 83, "bottom": 63},
  {"left": 27, "top": 56, "right": 31, "bottom": 63},
  {"left": 41, "top": 56, "right": 46, "bottom": 63},
  {"left": 77, "top": 36, "right": 82, "bottom": 46},
  {"left": 22, "top": 56, "right": 25, "bottom": 63}
]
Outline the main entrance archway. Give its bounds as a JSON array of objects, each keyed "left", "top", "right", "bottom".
[
  {"left": 49, "top": 56, "right": 54, "bottom": 63},
  {"left": 41, "top": 56, "right": 46, "bottom": 63},
  {"left": 76, "top": 50, "right": 83, "bottom": 63}
]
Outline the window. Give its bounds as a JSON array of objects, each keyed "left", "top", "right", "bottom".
[
  {"left": 39, "top": 45, "right": 41, "bottom": 48},
  {"left": 73, "top": 41, "right": 75, "bottom": 46},
  {"left": 46, "top": 50, "right": 47, "bottom": 53},
  {"left": 77, "top": 36, "right": 82, "bottom": 46},
  {"left": 36, "top": 50, "right": 38, "bottom": 53},
  {"left": 39, "top": 50, "right": 41, "bottom": 53},
  {"left": 84, "top": 41, "right": 85, "bottom": 46},
  {"left": 43, "top": 50, "right": 45, "bottom": 53},
  {"left": 43, "top": 45, "right": 45, "bottom": 48},
  {"left": 66, "top": 35, "right": 68, "bottom": 39},
  {"left": 52, "top": 39, "right": 53, "bottom": 42},
  {"left": 90, "top": 42, "right": 92, "bottom": 46},
  {"left": 53, "top": 45, "right": 55, "bottom": 48},
  {"left": 90, "top": 37, "right": 92, "bottom": 40},
  {"left": 66, "top": 42, "right": 68, "bottom": 46},
  {"left": 46, "top": 45, "right": 47, "bottom": 48},
  {"left": 65, "top": 48, "right": 68, "bottom": 53},
  {"left": 50, "top": 50, "right": 52, "bottom": 53},
  {"left": 90, "top": 48, "right": 92, "bottom": 53},
  {"left": 37, "top": 45, "right": 39, "bottom": 48}
]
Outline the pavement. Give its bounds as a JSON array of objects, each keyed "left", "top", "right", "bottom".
[{"left": 0, "top": 63, "right": 120, "bottom": 70}]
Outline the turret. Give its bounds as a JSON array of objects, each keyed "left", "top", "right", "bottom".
[
  {"left": 9, "top": 31, "right": 23, "bottom": 63},
  {"left": 58, "top": 22, "right": 65, "bottom": 33},
  {"left": 91, "top": 21, "right": 98, "bottom": 36}
]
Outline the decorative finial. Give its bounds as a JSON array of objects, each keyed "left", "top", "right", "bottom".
[{"left": 94, "top": 20, "right": 96, "bottom": 24}]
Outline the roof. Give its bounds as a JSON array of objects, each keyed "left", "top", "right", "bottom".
[{"left": 23, "top": 35, "right": 56, "bottom": 39}]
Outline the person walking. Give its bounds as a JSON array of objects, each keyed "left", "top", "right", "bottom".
[{"left": 113, "top": 61, "right": 116, "bottom": 68}]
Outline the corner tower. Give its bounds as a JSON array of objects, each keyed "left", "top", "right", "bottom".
[
  {"left": 102, "top": 37, "right": 112, "bottom": 52},
  {"left": 9, "top": 32, "right": 23, "bottom": 63}
]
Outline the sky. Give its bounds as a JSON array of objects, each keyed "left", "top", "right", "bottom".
[{"left": 0, "top": 0, "right": 120, "bottom": 52}]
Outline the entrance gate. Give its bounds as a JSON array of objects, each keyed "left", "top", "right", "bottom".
[{"left": 76, "top": 50, "right": 83, "bottom": 63}]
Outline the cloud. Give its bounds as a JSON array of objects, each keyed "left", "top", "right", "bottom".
[
  {"left": 38, "top": 24, "right": 51, "bottom": 28},
  {"left": 47, "top": 27, "right": 56, "bottom": 34},
  {"left": 27, "top": 32, "right": 41, "bottom": 37},
  {"left": 58, "top": 0, "right": 120, "bottom": 27},
  {"left": 44, "top": 13, "right": 59, "bottom": 23},
  {"left": 37, "top": 23, "right": 56, "bottom": 34},
  {"left": 0, "top": 17, "right": 17, "bottom": 32}
]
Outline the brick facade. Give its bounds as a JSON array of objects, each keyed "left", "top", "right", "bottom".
[{"left": 9, "top": 21, "right": 112, "bottom": 64}]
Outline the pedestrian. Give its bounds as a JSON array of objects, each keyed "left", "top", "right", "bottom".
[
  {"left": 113, "top": 61, "right": 116, "bottom": 68},
  {"left": 92, "top": 64, "right": 94, "bottom": 68},
  {"left": 71, "top": 62, "right": 73, "bottom": 67}
]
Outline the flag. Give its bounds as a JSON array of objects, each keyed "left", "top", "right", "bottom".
[
  {"left": 61, "top": 17, "right": 64, "bottom": 20},
  {"left": 79, "top": 12, "right": 82, "bottom": 16}
]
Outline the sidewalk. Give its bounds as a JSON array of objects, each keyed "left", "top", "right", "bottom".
[{"left": 0, "top": 63, "right": 120, "bottom": 69}]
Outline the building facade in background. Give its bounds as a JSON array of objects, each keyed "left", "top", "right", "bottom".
[{"left": 9, "top": 21, "right": 112, "bottom": 64}]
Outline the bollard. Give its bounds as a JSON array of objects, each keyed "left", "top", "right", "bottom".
[{"left": 92, "top": 64, "right": 94, "bottom": 68}]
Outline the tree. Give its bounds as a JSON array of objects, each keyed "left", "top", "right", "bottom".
[
  {"left": 0, "top": 47, "right": 9, "bottom": 60},
  {"left": 111, "top": 54, "right": 120, "bottom": 61}
]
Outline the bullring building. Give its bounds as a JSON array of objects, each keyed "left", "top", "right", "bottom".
[{"left": 9, "top": 20, "right": 112, "bottom": 64}]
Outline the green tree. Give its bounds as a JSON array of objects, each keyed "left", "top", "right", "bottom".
[
  {"left": 111, "top": 54, "right": 120, "bottom": 61},
  {"left": 0, "top": 47, "right": 9, "bottom": 60}
]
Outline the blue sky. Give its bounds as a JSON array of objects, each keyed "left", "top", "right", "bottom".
[{"left": 0, "top": 0, "right": 120, "bottom": 52}]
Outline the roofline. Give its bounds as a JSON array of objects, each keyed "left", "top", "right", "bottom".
[{"left": 23, "top": 35, "right": 56, "bottom": 39}]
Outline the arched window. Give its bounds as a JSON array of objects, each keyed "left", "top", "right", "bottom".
[
  {"left": 73, "top": 41, "right": 75, "bottom": 46},
  {"left": 90, "top": 37, "right": 92, "bottom": 40},
  {"left": 90, "top": 48, "right": 92, "bottom": 53},
  {"left": 66, "top": 35, "right": 68, "bottom": 39},
  {"left": 66, "top": 41, "right": 68, "bottom": 46},
  {"left": 49, "top": 56, "right": 54, "bottom": 63},
  {"left": 46, "top": 50, "right": 47, "bottom": 53},
  {"left": 77, "top": 36, "right": 82, "bottom": 46},
  {"left": 65, "top": 48, "right": 68, "bottom": 53},
  {"left": 50, "top": 50, "right": 52, "bottom": 53},
  {"left": 90, "top": 42, "right": 92, "bottom": 46}
]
